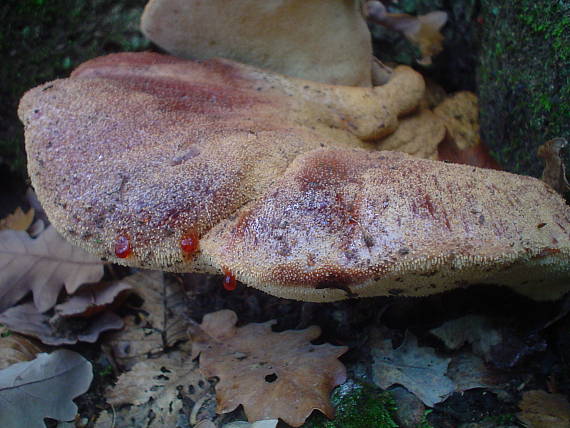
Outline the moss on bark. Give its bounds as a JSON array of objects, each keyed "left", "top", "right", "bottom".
[
  {"left": 0, "top": 0, "right": 148, "bottom": 178},
  {"left": 477, "top": 1, "right": 570, "bottom": 177}
]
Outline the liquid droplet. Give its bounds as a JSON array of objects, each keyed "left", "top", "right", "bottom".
[
  {"left": 180, "top": 231, "right": 199, "bottom": 256},
  {"left": 223, "top": 269, "right": 237, "bottom": 291},
  {"left": 114, "top": 234, "right": 132, "bottom": 258}
]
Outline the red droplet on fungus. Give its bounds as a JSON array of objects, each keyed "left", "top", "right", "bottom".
[
  {"left": 222, "top": 269, "right": 237, "bottom": 291},
  {"left": 114, "top": 234, "right": 132, "bottom": 258},
  {"left": 180, "top": 231, "right": 199, "bottom": 255}
]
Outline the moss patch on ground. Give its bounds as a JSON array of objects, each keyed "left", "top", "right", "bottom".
[
  {"left": 0, "top": 0, "right": 149, "bottom": 178},
  {"left": 303, "top": 380, "right": 399, "bottom": 428},
  {"left": 477, "top": 1, "right": 570, "bottom": 177}
]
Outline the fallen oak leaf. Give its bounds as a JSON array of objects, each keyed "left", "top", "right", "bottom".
[
  {"left": 0, "top": 302, "right": 123, "bottom": 346},
  {"left": 104, "top": 271, "right": 189, "bottom": 369},
  {"left": 55, "top": 279, "right": 133, "bottom": 318},
  {"left": 0, "top": 207, "right": 35, "bottom": 232},
  {"left": 429, "top": 314, "right": 502, "bottom": 362},
  {"left": 191, "top": 309, "right": 348, "bottom": 427},
  {"left": 371, "top": 331, "right": 454, "bottom": 407},
  {"left": 0, "top": 349, "right": 93, "bottom": 428},
  {"left": 97, "top": 351, "right": 211, "bottom": 428},
  {"left": 0, "top": 225, "right": 105, "bottom": 313}
]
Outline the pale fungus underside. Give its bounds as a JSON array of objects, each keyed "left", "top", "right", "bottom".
[
  {"left": 19, "top": 52, "right": 570, "bottom": 302},
  {"left": 141, "top": 0, "right": 375, "bottom": 87}
]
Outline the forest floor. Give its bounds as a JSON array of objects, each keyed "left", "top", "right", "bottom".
[{"left": 1, "top": 1, "right": 570, "bottom": 428}]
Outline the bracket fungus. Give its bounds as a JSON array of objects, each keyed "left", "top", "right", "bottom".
[
  {"left": 18, "top": 51, "right": 570, "bottom": 302},
  {"left": 141, "top": 0, "right": 375, "bottom": 86}
]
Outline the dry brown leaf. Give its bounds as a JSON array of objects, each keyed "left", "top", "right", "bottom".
[
  {"left": 97, "top": 351, "right": 212, "bottom": 428},
  {"left": 517, "top": 390, "right": 570, "bottom": 428},
  {"left": 191, "top": 310, "right": 347, "bottom": 427},
  {"left": 366, "top": 1, "right": 447, "bottom": 65},
  {"left": 0, "top": 225, "right": 105, "bottom": 313},
  {"left": 0, "top": 302, "right": 123, "bottom": 346},
  {"left": 538, "top": 138, "right": 570, "bottom": 195},
  {"left": 0, "top": 207, "right": 35, "bottom": 232},
  {"left": 105, "top": 271, "right": 189, "bottom": 369},
  {"left": 55, "top": 279, "right": 133, "bottom": 317},
  {"left": 0, "top": 333, "right": 44, "bottom": 370}
]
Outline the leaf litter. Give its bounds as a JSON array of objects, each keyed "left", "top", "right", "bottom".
[
  {"left": 191, "top": 309, "right": 348, "bottom": 427},
  {"left": 0, "top": 225, "right": 104, "bottom": 313},
  {"left": 0, "top": 349, "right": 92, "bottom": 428},
  {"left": 104, "top": 270, "right": 189, "bottom": 369}
]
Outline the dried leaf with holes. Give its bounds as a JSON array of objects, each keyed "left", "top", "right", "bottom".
[
  {"left": 141, "top": 0, "right": 374, "bottom": 86},
  {"left": 191, "top": 309, "right": 347, "bottom": 427},
  {"left": 97, "top": 351, "right": 212, "bottom": 428},
  {"left": 19, "top": 52, "right": 570, "bottom": 302},
  {"left": 0, "top": 207, "right": 35, "bottom": 231},
  {"left": 0, "top": 225, "right": 104, "bottom": 313},
  {"left": 104, "top": 271, "right": 189, "bottom": 369}
]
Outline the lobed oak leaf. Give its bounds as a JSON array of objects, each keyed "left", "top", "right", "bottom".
[
  {"left": 191, "top": 309, "right": 348, "bottom": 427},
  {"left": 96, "top": 352, "right": 212, "bottom": 428},
  {"left": 0, "top": 225, "right": 104, "bottom": 313},
  {"left": 429, "top": 314, "right": 502, "bottom": 361},
  {"left": 0, "top": 207, "right": 35, "bottom": 232},
  {"left": 0, "top": 349, "right": 92, "bottom": 428},
  {"left": 105, "top": 271, "right": 189, "bottom": 369},
  {"left": 371, "top": 331, "right": 454, "bottom": 406},
  {"left": 55, "top": 279, "right": 133, "bottom": 318},
  {"left": 0, "top": 302, "right": 122, "bottom": 346}
]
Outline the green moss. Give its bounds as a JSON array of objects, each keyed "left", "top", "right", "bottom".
[
  {"left": 477, "top": 1, "right": 570, "bottom": 177},
  {"left": 415, "top": 410, "right": 434, "bottom": 428},
  {"left": 482, "top": 413, "right": 516, "bottom": 426},
  {"left": 0, "top": 0, "right": 149, "bottom": 178},
  {"left": 303, "top": 381, "right": 399, "bottom": 428}
]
